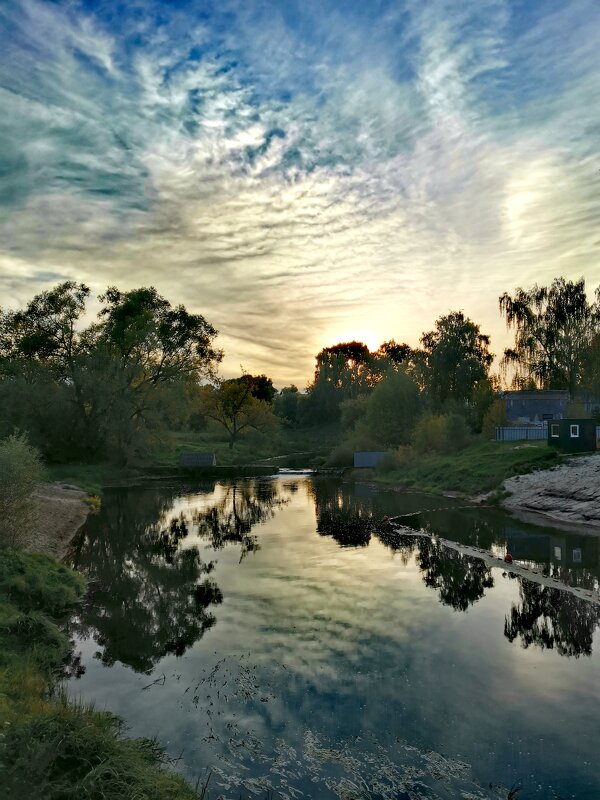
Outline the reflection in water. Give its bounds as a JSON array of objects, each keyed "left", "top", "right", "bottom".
[
  {"left": 504, "top": 579, "right": 600, "bottom": 657},
  {"left": 192, "top": 481, "right": 288, "bottom": 560},
  {"left": 313, "top": 480, "right": 600, "bottom": 652},
  {"left": 67, "top": 477, "right": 600, "bottom": 799},
  {"left": 417, "top": 538, "right": 494, "bottom": 612},
  {"left": 70, "top": 480, "right": 288, "bottom": 673},
  {"left": 312, "top": 481, "right": 373, "bottom": 546}
]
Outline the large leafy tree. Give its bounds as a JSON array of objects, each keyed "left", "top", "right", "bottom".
[
  {"left": 499, "top": 277, "right": 600, "bottom": 395},
  {"left": 418, "top": 311, "right": 493, "bottom": 407},
  {"left": 305, "top": 341, "right": 377, "bottom": 423},
  {"left": 0, "top": 282, "right": 222, "bottom": 462},
  {"left": 199, "top": 376, "right": 278, "bottom": 448}
]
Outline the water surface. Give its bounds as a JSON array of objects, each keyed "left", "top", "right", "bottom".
[{"left": 66, "top": 477, "right": 600, "bottom": 799}]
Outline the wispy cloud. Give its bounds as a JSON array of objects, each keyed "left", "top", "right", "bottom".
[{"left": 1, "top": 0, "right": 599, "bottom": 385}]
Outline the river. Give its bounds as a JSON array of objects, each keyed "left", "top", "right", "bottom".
[{"left": 65, "top": 476, "right": 600, "bottom": 799}]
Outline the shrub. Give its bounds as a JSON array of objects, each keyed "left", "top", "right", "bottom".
[
  {"left": 0, "top": 433, "right": 45, "bottom": 546},
  {"left": 413, "top": 413, "right": 470, "bottom": 454},
  {"left": 481, "top": 398, "right": 508, "bottom": 439}
]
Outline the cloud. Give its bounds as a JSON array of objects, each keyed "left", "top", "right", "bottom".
[{"left": 1, "top": 0, "right": 600, "bottom": 385}]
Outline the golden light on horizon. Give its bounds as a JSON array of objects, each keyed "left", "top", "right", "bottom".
[{"left": 321, "top": 329, "right": 382, "bottom": 353}]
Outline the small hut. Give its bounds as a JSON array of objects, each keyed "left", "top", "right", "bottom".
[
  {"left": 179, "top": 452, "right": 217, "bottom": 468},
  {"left": 547, "top": 419, "right": 597, "bottom": 453},
  {"left": 353, "top": 451, "right": 387, "bottom": 468}
]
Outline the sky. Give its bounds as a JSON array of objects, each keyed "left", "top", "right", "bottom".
[{"left": 1, "top": 0, "right": 599, "bottom": 387}]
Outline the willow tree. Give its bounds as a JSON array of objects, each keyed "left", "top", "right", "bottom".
[{"left": 499, "top": 278, "right": 600, "bottom": 396}]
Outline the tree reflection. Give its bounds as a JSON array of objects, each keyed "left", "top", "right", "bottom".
[
  {"left": 504, "top": 580, "right": 600, "bottom": 657},
  {"left": 310, "top": 480, "right": 373, "bottom": 546},
  {"left": 70, "top": 484, "right": 223, "bottom": 673},
  {"left": 192, "top": 480, "right": 287, "bottom": 560},
  {"left": 415, "top": 538, "right": 494, "bottom": 611}
]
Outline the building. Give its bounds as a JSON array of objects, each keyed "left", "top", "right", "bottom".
[
  {"left": 547, "top": 419, "right": 598, "bottom": 453},
  {"left": 353, "top": 451, "right": 387, "bottom": 469},
  {"left": 179, "top": 452, "right": 217, "bottom": 468},
  {"left": 503, "top": 390, "right": 569, "bottom": 424},
  {"left": 502, "top": 390, "right": 599, "bottom": 424}
]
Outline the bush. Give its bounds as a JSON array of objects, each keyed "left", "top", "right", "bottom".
[
  {"left": 0, "top": 433, "right": 45, "bottom": 546},
  {"left": 481, "top": 398, "right": 508, "bottom": 439},
  {"left": 374, "top": 446, "right": 417, "bottom": 473},
  {"left": 413, "top": 413, "right": 470, "bottom": 454}
]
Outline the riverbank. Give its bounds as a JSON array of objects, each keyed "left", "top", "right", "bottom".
[
  {"left": 356, "top": 440, "right": 562, "bottom": 497},
  {"left": 502, "top": 453, "right": 600, "bottom": 529},
  {"left": 0, "top": 547, "right": 201, "bottom": 799},
  {"left": 25, "top": 483, "right": 92, "bottom": 560}
]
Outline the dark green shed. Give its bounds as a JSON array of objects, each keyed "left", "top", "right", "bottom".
[{"left": 547, "top": 419, "right": 598, "bottom": 453}]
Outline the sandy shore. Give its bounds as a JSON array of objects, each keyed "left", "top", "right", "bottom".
[
  {"left": 501, "top": 453, "right": 600, "bottom": 530},
  {"left": 21, "top": 483, "right": 91, "bottom": 561}
]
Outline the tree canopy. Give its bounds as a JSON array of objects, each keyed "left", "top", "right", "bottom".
[
  {"left": 417, "top": 311, "right": 493, "bottom": 407},
  {"left": 499, "top": 277, "right": 600, "bottom": 395},
  {"left": 0, "top": 282, "right": 222, "bottom": 463}
]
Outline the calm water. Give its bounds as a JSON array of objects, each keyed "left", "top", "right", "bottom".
[{"left": 66, "top": 477, "right": 600, "bottom": 799}]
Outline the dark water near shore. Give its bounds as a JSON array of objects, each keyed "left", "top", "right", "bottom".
[{"left": 66, "top": 477, "right": 600, "bottom": 799}]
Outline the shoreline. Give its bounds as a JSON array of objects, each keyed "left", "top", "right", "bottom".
[
  {"left": 500, "top": 453, "right": 600, "bottom": 532},
  {"left": 24, "top": 482, "right": 92, "bottom": 560}
]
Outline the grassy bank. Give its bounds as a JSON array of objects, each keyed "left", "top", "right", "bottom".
[
  {"left": 362, "top": 440, "right": 563, "bottom": 496},
  {"left": 45, "top": 424, "right": 340, "bottom": 494},
  {"left": 0, "top": 548, "right": 199, "bottom": 799}
]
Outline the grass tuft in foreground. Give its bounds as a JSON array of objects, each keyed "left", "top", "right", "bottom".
[{"left": 0, "top": 547, "right": 199, "bottom": 799}]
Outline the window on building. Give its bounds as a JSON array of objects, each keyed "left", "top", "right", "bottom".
[
  {"left": 550, "top": 424, "right": 559, "bottom": 438},
  {"left": 572, "top": 548, "right": 582, "bottom": 563},
  {"left": 553, "top": 546, "right": 562, "bottom": 560},
  {"left": 570, "top": 424, "right": 580, "bottom": 438}
]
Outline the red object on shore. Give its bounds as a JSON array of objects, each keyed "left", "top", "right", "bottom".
[{"left": 504, "top": 553, "right": 513, "bottom": 563}]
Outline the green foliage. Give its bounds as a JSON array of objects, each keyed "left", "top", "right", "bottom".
[
  {"left": 417, "top": 311, "right": 493, "bottom": 407},
  {"left": 2, "top": 701, "right": 199, "bottom": 800},
  {"left": 361, "top": 370, "right": 422, "bottom": 446},
  {"left": 0, "top": 433, "right": 45, "bottom": 546},
  {"left": 304, "top": 341, "right": 376, "bottom": 424},
  {"left": 0, "top": 548, "right": 199, "bottom": 799},
  {"left": 481, "top": 398, "right": 508, "bottom": 439},
  {"left": 500, "top": 277, "right": 600, "bottom": 393},
  {"left": 0, "top": 282, "right": 222, "bottom": 465},
  {"left": 199, "top": 377, "right": 279, "bottom": 449},
  {"left": 273, "top": 385, "right": 301, "bottom": 427},
  {"left": 371, "top": 440, "right": 560, "bottom": 495},
  {"left": 413, "top": 413, "right": 470, "bottom": 454},
  {"left": 0, "top": 549, "right": 84, "bottom": 616}
]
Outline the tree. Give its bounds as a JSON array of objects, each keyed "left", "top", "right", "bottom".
[
  {"left": 305, "top": 341, "right": 376, "bottom": 424},
  {"left": 0, "top": 283, "right": 222, "bottom": 463},
  {"left": 361, "top": 369, "right": 422, "bottom": 446},
  {"left": 199, "top": 378, "right": 278, "bottom": 448},
  {"left": 499, "top": 277, "right": 600, "bottom": 396},
  {"left": 273, "top": 385, "right": 301, "bottom": 426},
  {"left": 375, "top": 340, "right": 412, "bottom": 367},
  {"left": 236, "top": 374, "right": 276, "bottom": 403},
  {"left": 418, "top": 311, "right": 493, "bottom": 408}
]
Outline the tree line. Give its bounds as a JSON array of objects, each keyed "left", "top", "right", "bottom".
[{"left": 1, "top": 276, "right": 599, "bottom": 463}]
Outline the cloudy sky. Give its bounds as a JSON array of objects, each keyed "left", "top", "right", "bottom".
[{"left": 1, "top": 0, "right": 599, "bottom": 386}]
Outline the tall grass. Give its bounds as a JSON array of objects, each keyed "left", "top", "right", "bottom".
[
  {"left": 0, "top": 432, "right": 45, "bottom": 546},
  {"left": 0, "top": 547, "right": 199, "bottom": 799}
]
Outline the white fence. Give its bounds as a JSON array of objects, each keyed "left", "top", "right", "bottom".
[
  {"left": 496, "top": 425, "right": 600, "bottom": 442},
  {"left": 496, "top": 426, "right": 547, "bottom": 442}
]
